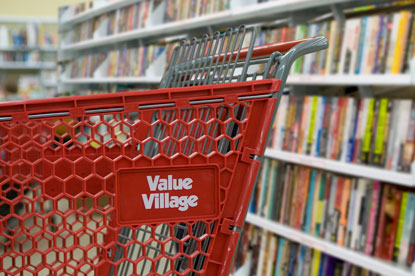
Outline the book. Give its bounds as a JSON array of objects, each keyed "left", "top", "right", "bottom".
[
  {"left": 397, "top": 193, "right": 415, "bottom": 266},
  {"left": 364, "top": 181, "right": 381, "bottom": 255},
  {"left": 391, "top": 10, "right": 411, "bottom": 74},
  {"left": 393, "top": 191, "right": 409, "bottom": 261},
  {"left": 337, "top": 178, "right": 351, "bottom": 247}
]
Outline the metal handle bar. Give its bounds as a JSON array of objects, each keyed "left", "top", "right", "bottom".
[
  {"left": 274, "top": 35, "right": 328, "bottom": 91},
  {"left": 215, "top": 36, "right": 326, "bottom": 62}
]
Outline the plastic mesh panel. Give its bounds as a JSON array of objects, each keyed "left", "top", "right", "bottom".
[{"left": 0, "top": 79, "right": 280, "bottom": 275}]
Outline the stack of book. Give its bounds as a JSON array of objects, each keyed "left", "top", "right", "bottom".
[
  {"left": 69, "top": 42, "right": 178, "bottom": 79},
  {"left": 259, "top": 8, "right": 415, "bottom": 75},
  {"left": 271, "top": 95, "right": 415, "bottom": 173},
  {"left": 250, "top": 160, "right": 415, "bottom": 267},
  {"left": 233, "top": 224, "right": 383, "bottom": 275}
]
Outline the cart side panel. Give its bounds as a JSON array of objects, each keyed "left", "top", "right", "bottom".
[{"left": 0, "top": 79, "right": 280, "bottom": 276}]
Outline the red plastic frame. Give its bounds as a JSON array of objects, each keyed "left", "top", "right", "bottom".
[{"left": 0, "top": 79, "right": 280, "bottom": 276}]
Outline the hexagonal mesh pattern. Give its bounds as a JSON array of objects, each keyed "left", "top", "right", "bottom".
[{"left": 0, "top": 80, "right": 280, "bottom": 275}]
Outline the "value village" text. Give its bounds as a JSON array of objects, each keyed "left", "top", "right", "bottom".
[{"left": 141, "top": 175, "right": 198, "bottom": 211}]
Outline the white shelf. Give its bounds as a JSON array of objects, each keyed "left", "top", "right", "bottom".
[
  {"left": 60, "top": 0, "right": 138, "bottom": 29},
  {"left": 231, "top": 259, "right": 251, "bottom": 276},
  {"left": 59, "top": 74, "right": 415, "bottom": 87},
  {"left": 60, "top": 0, "right": 350, "bottom": 53},
  {"left": 246, "top": 213, "right": 415, "bottom": 276},
  {"left": 0, "top": 46, "right": 58, "bottom": 52},
  {"left": 264, "top": 148, "right": 415, "bottom": 187},
  {"left": 0, "top": 16, "right": 57, "bottom": 24},
  {"left": 42, "top": 82, "right": 58, "bottom": 88},
  {"left": 287, "top": 74, "right": 415, "bottom": 86},
  {"left": 61, "top": 77, "right": 161, "bottom": 84},
  {"left": 0, "top": 62, "right": 56, "bottom": 70}
]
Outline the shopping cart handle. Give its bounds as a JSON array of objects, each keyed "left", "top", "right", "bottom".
[
  {"left": 251, "top": 36, "right": 325, "bottom": 59},
  {"left": 274, "top": 36, "right": 328, "bottom": 90},
  {"left": 215, "top": 36, "right": 326, "bottom": 62}
]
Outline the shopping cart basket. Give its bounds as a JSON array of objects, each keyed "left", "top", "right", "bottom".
[{"left": 0, "top": 26, "right": 327, "bottom": 276}]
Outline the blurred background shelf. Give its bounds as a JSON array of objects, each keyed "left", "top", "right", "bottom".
[
  {"left": 61, "top": 76, "right": 161, "bottom": 84},
  {"left": 264, "top": 148, "right": 415, "bottom": 187},
  {"left": 246, "top": 213, "right": 415, "bottom": 276},
  {"left": 0, "top": 62, "right": 56, "bottom": 70}
]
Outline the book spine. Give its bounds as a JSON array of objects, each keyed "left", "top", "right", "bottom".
[
  {"left": 393, "top": 192, "right": 408, "bottom": 261},
  {"left": 407, "top": 206, "right": 415, "bottom": 267},
  {"left": 321, "top": 173, "right": 331, "bottom": 239},
  {"left": 402, "top": 9, "right": 415, "bottom": 73},
  {"left": 337, "top": 178, "right": 351, "bottom": 246},
  {"left": 311, "top": 250, "right": 321, "bottom": 276},
  {"left": 258, "top": 159, "right": 270, "bottom": 216},
  {"left": 358, "top": 180, "right": 373, "bottom": 251},
  {"left": 391, "top": 11, "right": 411, "bottom": 74},
  {"left": 340, "top": 98, "right": 354, "bottom": 162},
  {"left": 315, "top": 173, "right": 326, "bottom": 237},
  {"left": 279, "top": 164, "right": 291, "bottom": 224},
  {"left": 386, "top": 188, "right": 402, "bottom": 260},
  {"left": 397, "top": 193, "right": 414, "bottom": 265},
  {"left": 385, "top": 12, "right": 401, "bottom": 73},
  {"left": 361, "top": 99, "right": 375, "bottom": 164},
  {"left": 274, "top": 237, "right": 285, "bottom": 276},
  {"left": 372, "top": 98, "right": 388, "bottom": 165},
  {"left": 304, "top": 170, "right": 317, "bottom": 232},
  {"left": 374, "top": 185, "right": 388, "bottom": 258},
  {"left": 319, "top": 98, "right": 331, "bottom": 158},
  {"left": 306, "top": 96, "right": 319, "bottom": 155},
  {"left": 394, "top": 100, "right": 412, "bottom": 171},
  {"left": 324, "top": 176, "right": 337, "bottom": 241},
  {"left": 364, "top": 181, "right": 380, "bottom": 255},
  {"left": 324, "top": 21, "right": 337, "bottom": 75},
  {"left": 372, "top": 15, "right": 384, "bottom": 73},
  {"left": 355, "top": 16, "right": 367, "bottom": 74}
]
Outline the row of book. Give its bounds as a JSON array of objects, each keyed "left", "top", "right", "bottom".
[
  {"left": 58, "top": 84, "right": 150, "bottom": 97},
  {"left": 163, "top": 0, "right": 230, "bottom": 23},
  {"left": 271, "top": 95, "right": 415, "bottom": 173},
  {"left": 69, "top": 43, "right": 177, "bottom": 79},
  {"left": 250, "top": 160, "right": 415, "bottom": 267},
  {"left": 70, "top": 1, "right": 150, "bottom": 43},
  {"left": 232, "top": 224, "right": 381, "bottom": 276},
  {"left": 61, "top": 1, "right": 95, "bottom": 18},
  {"left": 0, "top": 52, "right": 41, "bottom": 63},
  {"left": 0, "top": 24, "right": 57, "bottom": 48},
  {"left": 66, "top": 0, "right": 230, "bottom": 44},
  {"left": 258, "top": 8, "right": 415, "bottom": 75}
]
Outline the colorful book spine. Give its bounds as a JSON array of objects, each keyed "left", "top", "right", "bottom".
[
  {"left": 364, "top": 181, "right": 380, "bottom": 255},
  {"left": 393, "top": 192, "right": 409, "bottom": 261}
]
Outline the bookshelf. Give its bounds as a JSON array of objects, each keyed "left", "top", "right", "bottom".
[
  {"left": 58, "top": 0, "right": 415, "bottom": 94},
  {"left": 60, "top": 76, "right": 160, "bottom": 84},
  {"left": 0, "top": 16, "right": 58, "bottom": 99},
  {"left": 0, "top": 62, "right": 56, "bottom": 70},
  {"left": 286, "top": 74, "right": 415, "bottom": 86},
  {"left": 264, "top": 148, "right": 415, "bottom": 187},
  {"left": 0, "top": 46, "right": 58, "bottom": 52},
  {"left": 59, "top": 0, "right": 139, "bottom": 28},
  {"left": 58, "top": 0, "right": 354, "bottom": 53},
  {"left": 246, "top": 213, "right": 415, "bottom": 276},
  {"left": 60, "top": 74, "right": 415, "bottom": 86}
]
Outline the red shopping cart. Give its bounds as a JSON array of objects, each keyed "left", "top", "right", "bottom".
[{"left": 0, "top": 26, "right": 327, "bottom": 276}]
